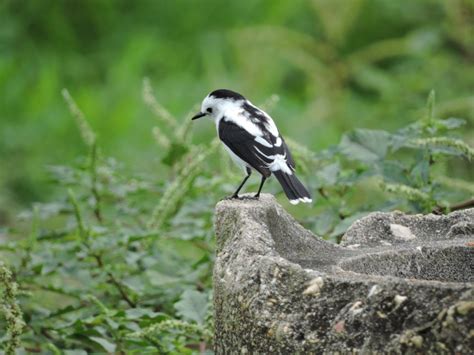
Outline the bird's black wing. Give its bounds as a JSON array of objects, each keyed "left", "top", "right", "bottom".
[
  {"left": 282, "top": 138, "right": 295, "bottom": 170},
  {"left": 218, "top": 118, "right": 289, "bottom": 177},
  {"left": 242, "top": 101, "right": 295, "bottom": 170}
]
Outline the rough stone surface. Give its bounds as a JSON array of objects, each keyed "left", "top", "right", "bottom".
[{"left": 213, "top": 194, "right": 474, "bottom": 354}]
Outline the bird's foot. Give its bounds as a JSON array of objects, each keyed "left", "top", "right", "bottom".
[
  {"left": 222, "top": 194, "right": 260, "bottom": 201},
  {"left": 240, "top": 195, "right": 258, "bottom": 200},
  {"left": 223, "top": 194, "right": 240, "bottom": 201}
]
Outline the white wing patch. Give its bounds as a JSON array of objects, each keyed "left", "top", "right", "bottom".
[
  {"left": 254, "top": 146, "right": 293, "bottom": 175},
  {"left": 209, "top": 97, "right": 264, "bottom": 138},
  {"left": 264, "top": 119, "right": 279, "bottom": 137},
  {"left": 227, "top": 111, "right": 263, "bottom": 137},
  {"left": 246, "top": 100, "right": 279, "bottom": 137},
  {"left": 212, "top": 98, "right": 280, "bottom": 139},
  {"left": 254, "top": 136, "right": 272, "bottom": 148}
]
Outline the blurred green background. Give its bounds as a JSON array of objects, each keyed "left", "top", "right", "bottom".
[
  {"left": 1, "top": 0, "right": 473, "bottom": 224},
  {"left": 0, "top": 1, "right": 473, "bottom": 352}
]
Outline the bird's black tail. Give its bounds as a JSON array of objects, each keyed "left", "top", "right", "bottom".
[{"left": 273, "top": 171, "right": 312, "bottom": 205}]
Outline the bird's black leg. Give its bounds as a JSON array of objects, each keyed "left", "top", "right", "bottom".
[
  {"left": 231, "top": 168, "right": 252, "bottom": 199},
  {"left": 254, "top": 176, "right": 267, "bottom": 199}
]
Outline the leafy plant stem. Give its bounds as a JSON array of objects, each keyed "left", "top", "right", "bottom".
[
  {"left": 93, "top": 253, "right": 137, "bottom": 308},
  {"left": 68, "top": 189, "right": 137, "bottom": 308},
  {"left": 106, "top": 271, "right": 137, "bottom": 308},
  {"left": 67, "top": 188, "right": 87, "bottom": 240},
  {"left": 89, "top": 142, "right": 103, "bottom": 223}
]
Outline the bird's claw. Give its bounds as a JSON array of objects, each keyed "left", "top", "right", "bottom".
[
  {"left": 222, "top": 194, "right": 260, "bottom": 201},
  {"left": 222, "top": 194, "right": 240, "bottom": 201},
  {"left": 240, "top": 195, "right": 258, "bottom": 200}
]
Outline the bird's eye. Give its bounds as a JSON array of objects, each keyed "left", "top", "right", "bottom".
[{"left": 206, "top": 108, "right": 213, "bottom": 113}]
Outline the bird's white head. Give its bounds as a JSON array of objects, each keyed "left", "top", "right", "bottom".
[{"left": 192, "top": 89, "right": 245, "bottom": 121}]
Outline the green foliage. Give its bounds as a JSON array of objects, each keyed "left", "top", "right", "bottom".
[
  {"left": 1, "top": 85, "right": 472, "bottom": 352},
  {"left": 290, "top": 92, "right": 473, "bottom": 239},
  {"left": 174, "top": 290, "right": 210, "bottom": 325},
  {"left": 0, "top": 263, "right": 26, "bottom": 354},
  {"left": 1, "top": 0, "right": 473, "bottom": 352},
  {"left": 1, "top": 0, "right": 473, "bottom": 216},
  {"left": 0, "top": 88, "right": 219, "bottom": 353}
]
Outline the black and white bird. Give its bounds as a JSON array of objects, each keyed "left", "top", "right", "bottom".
[{"left": 192, "top": 89, "right": 312, "bottom": 205}]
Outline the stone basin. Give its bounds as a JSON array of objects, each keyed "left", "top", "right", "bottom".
[
  {"left": 213, "top": 194, "right": 474, "bottom": 354},
  {"left": 340, "top": 245, "right": 473, "bottom": 283}
]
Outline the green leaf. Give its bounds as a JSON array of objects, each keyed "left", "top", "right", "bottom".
[
  {"left": 410, "top": 158, "right": 430, "bottom": 187},
  {"left": 124, "top": 308, "right": 166, "bottom": 321},
  {"left": 63, "top": 351, "right": 88, "bottom": 355},
  {"left": 313, "top": 209, "right": 339, "bottom": 236},
  {"left": 174, "top": 290, "right": 208, "bottom": 325},
  {"left": 316, "top": 162, "right": 340, "bottom": 186},
  {"left": 436, "top": 117, "right": 466, "bottom": 130},
  {"left": 381, "top": 161, "right": 409, "bottom": 184},
  {"left": 339, "top": 129, "right": 390, "bottom": 163},
  {"left": 146, "top": 270, "right": 182, "bottom": 287},
  {"left": 89, "top": 336, "right": 116, "bottom": 353}
]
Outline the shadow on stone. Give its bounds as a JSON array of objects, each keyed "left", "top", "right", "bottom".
[{"left": 213, "top": 194, "right": 474, "bottom": 354}]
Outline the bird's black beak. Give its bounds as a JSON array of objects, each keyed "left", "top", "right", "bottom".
[{"left": 191, "top": 112, "right": 206, "bottom": 120}]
